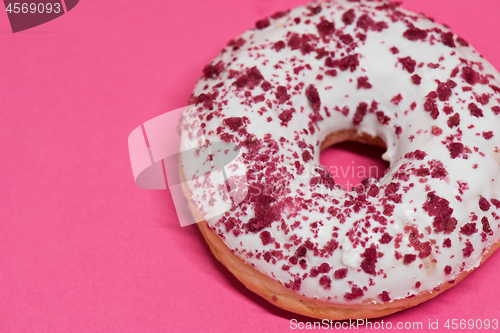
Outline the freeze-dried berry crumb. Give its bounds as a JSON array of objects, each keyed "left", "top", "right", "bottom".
[
  {"left": 399, "top": 57, "right": 416, "bottom": 73},
  {"left": 390, "top": 46, "right": 399, "bottom": 54},
  {"left": 414, "top": 167, "right": 430, "bottom": 177},
  {"left": 391, "top": 94, "right": 403, "bottom": 105},
  {"left": 318, "top": 263, "right": 331, "bottom": 273},
  {"left": 463, "top": 240, "right": 474, "bottom": 258},
  {"left": 334, "top": 268, "right": 348, "bottom": 279},
  {"left": 353, "top": 102, "right": 368, "bottom": 125},
  {"left": 326, "top": 54, "right": 359, "bottom": 72},
  {"left": 479, "top": 197, "right": 491, "bottom": 211},
  {"left": 247, "top": 67, "right": 264, "bottom": 86},
  {"left": 276, "top": 86, "right": 290, "bottom": 104},
  {"left": 302, "top": 150, "right": 312, "bottom": 162},
  {"left": 405, "top": 150, "right": 427, "bottom": 160},
  {"left": 385, "top": 182, "right": 400, "bottom": 195},
  {"left": 357, "top": 76, "right": 372, "bottom": 89},
  {"left": 429, "top": 160, "right": 448, "bottom": 179},
  {"left": 308, "top": 5, "right": 321, "bottom": 15},
  {"left": 447, "top": 113, "right": 460, "bottom": 128},
  {"left": 476, "top": 94, "right": 490, "bottom": 105},
  {"left": 344, "top": 285, "right": 364, "bottom": 300},
  {"left": 356, "top": 14, "right": 373, "bottom": 31},
  {"left": 468, "top": 103, "right": 484, "bottom": 118},
  {"left": 483, "top": 131, "right": 493, "bottom": 139},
  {"left": 492, "top": 199, "right": 500, "bottom": 208},
  {"left": 431, "top": 126, "right": 442, "bottom": 136},
  {"left": 271, "top": 10, "right": 288, "bottom": 19},
  {"left": 355, "top": 14, "right": 388, "bottom": 32},
  {"left": 379, "top": 233, "right": 393, "bottom": 244},
  {"left": 273, "top": 41, "right": 286, "bottom": 51},
  {"left": 228, "top": 37, "right": 246, "bottom": 49},
  {"left": 305, "top": 84, "right": 321, "bottom": 111},
  {"left": 441, "top": 32, "right": 455, "bottom": 48},
  {"left": 404, "top": 254, "right": 417, "bottom": 264},
  {"left": 261, "top": 81, "right": 271, "bottom": 91},
  {"left": 340, "top": 34, "right": 354, "bottom": 45},
  {"left": 360, "top": 244, "right": 377, "bottom": 275},
  {"left": 319, "top": 275, "right": 332, "bottom": 289},
  {"left": 443, "top": 106, "right": 453, "bottom": 115},
  {"left": 260, "top": 231, "right": 276, "bottom": 245},
  {"left": 448, "top": 142, "right": 464, "bottom": 159},
  {"left": 317, "top": 19, "right": 335, "bottom": 38},
  {"left": 285, "top": 278, "right": 302, "bottom": 291},
  {"left": 245, "top": 193, "right": 282, "bottom": 233},
  {"left": 457, "top": 36, "right": 468, "bottom": 46},
  {"left": 403, "top": 27, "right": 428, "bottom": 41},
  {"left": 288, "top": 33, "right": 301, "bottom": 50},
  {"left": 342, "top": 9, "right": 356, "bottom": 25},
  {"left": 325, "top": 69, "right": 337, "bottom": 76},
  {"left": 368, "top": 184, "right": 380, "bottom": 197},
  {"left": 411, "top": 74, "right": 422, "bottom": 85},
  {"left": 444, "top": 266, "right": 452, "bottom": 275},
  {"left": 203, "top": 61, "right": 224, "bottom": 79},
  {"left": 296, "top": 246, "right": 307, "bottom": 257},
  {"left": 379, "top": 291, "right": 391, "bottom": 302},
  {"left": 255, "top": 18, "right": 270, "bottom": 29},
  {"left": 482, "top": 216, "right": 493, "bottom": 234},
  {"left": 376, "top": 111, "right": 390, "bottom": 124},
  {"left": 279, "top": 109, "right": 294, "bottom": 124},
  {"left": 423, "top": 191, "right": 457, "bottom": 233},
  {"left": 461, "top": 67, "right": 480, "bottom": 85},
  {"left": 223, "top": 117, "right": 244, "bottom": 131},
  {"left": 460, "top": 223, "right": 477, "bottom": 235},
  {"left": 424, "top": 94, "right": 439, "bottom": 119},
  {"left": 437, "top": 82, "right": 452, "bottom": 101}
]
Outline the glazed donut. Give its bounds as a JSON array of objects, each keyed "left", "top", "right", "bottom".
[{"left": 179, "top": 0, "right": 500, "bottom": 320}]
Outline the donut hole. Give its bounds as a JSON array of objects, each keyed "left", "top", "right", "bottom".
[{"left": 319, "top": 131, "right": 389, "bottom": 191}]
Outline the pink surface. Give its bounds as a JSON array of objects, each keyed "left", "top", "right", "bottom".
[{"left": 2, "top": 0, "right": 500, "bottom": 332}]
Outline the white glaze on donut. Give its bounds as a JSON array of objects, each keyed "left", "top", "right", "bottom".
[{"left": 180, "top": 0, "right": 500, "bottom": 304}]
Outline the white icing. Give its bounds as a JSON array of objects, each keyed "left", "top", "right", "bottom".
[
  {"left": 341, "top": 237, "right": 363, "bottom": 269},
  {"left": 180, "top": 0, "right": 500, "bottom": 304}
]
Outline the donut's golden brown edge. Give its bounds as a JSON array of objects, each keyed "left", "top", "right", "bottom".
[{"left": 179, "top": 130, "right": 500, "bottom": 320}]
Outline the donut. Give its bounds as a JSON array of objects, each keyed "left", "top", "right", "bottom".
[{"left": 179, "top": 0, "right": 500, "bottom": 320}]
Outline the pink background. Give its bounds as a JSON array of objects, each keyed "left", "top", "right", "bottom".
[{"left": 2, "top": 0, "right": 500, "bottom": 332}]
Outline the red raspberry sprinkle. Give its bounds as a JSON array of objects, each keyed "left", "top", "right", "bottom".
[
  {"left": 334, "top": 268, "right": 348, "bottom": 279},
  {"left": 404, "top": 254, "right": 417, "bottom": 264}
]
